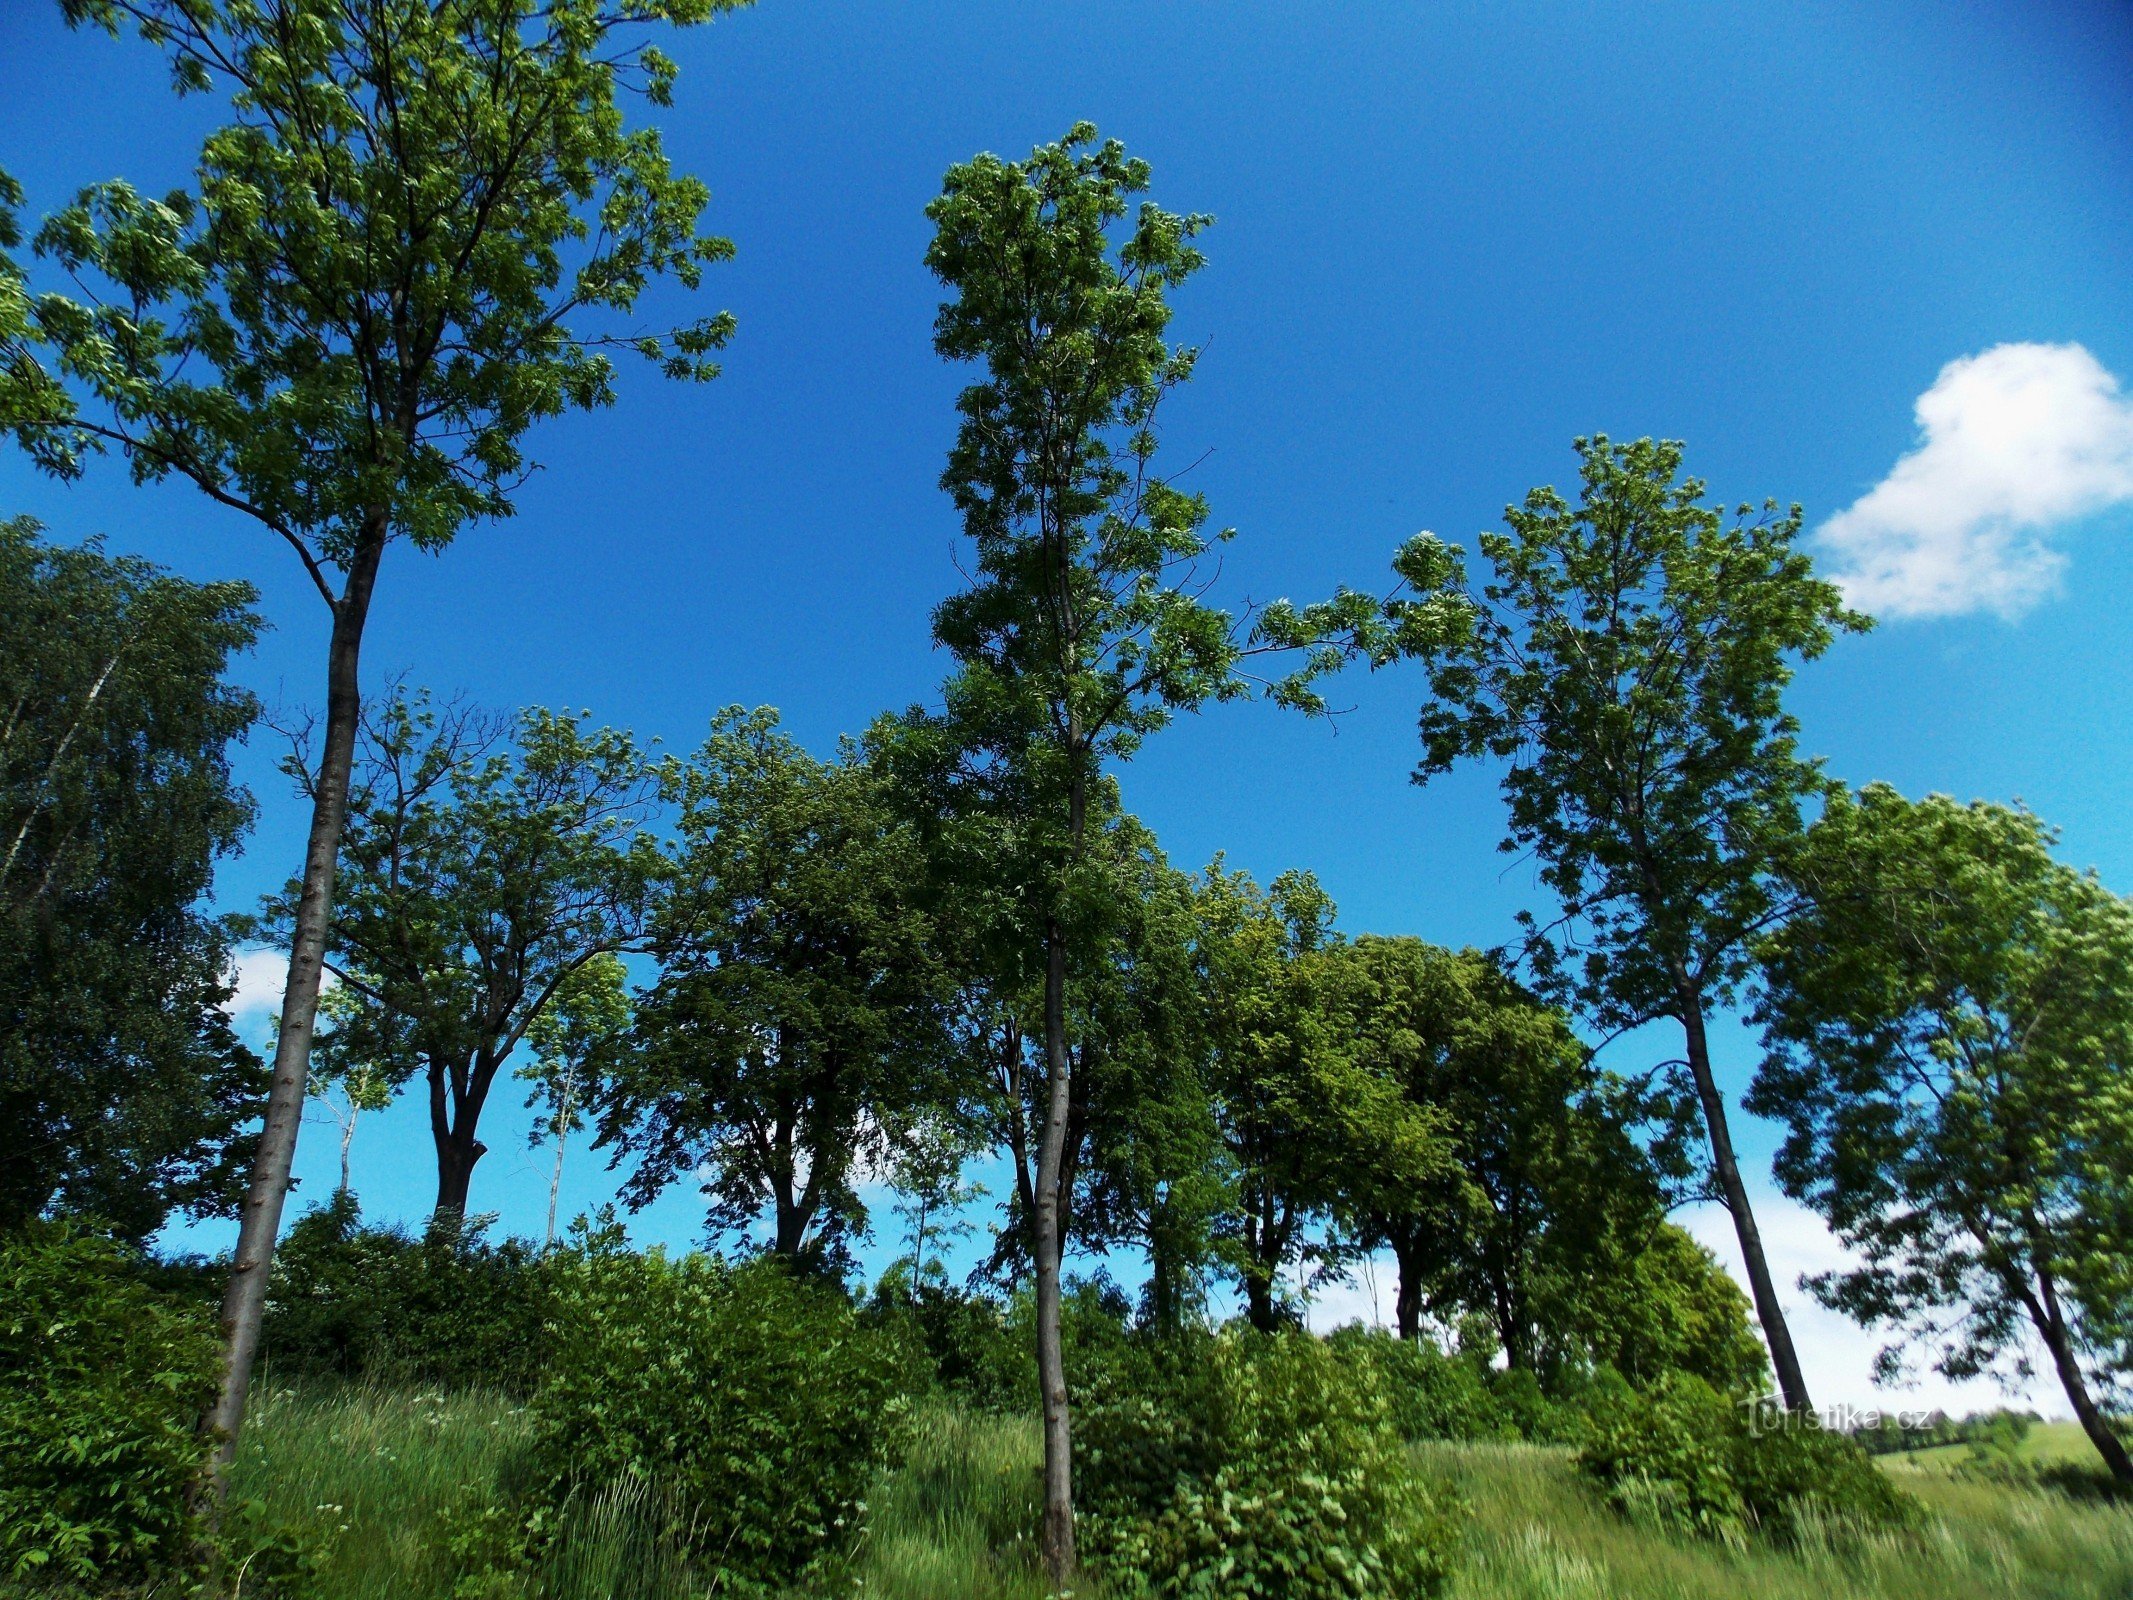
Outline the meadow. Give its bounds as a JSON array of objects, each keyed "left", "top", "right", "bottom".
[{"left": 227, "top": 1384, "right": 2133, "bottom": 1600}]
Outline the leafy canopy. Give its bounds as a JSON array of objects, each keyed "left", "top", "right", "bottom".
[
  {"left": 1749, "top": 784, "right": 2133, "bottom": 1410},
  {"left": 14, "top": 0, "right": 743, "bottom": 583},
  {"left": 1389, "top": 435, "right": 1868, "bottom": 1027},
  {"left": 0, "top": 516, "right": 262, "bottom": 1238}
]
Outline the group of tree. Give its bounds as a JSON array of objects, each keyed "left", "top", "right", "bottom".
[{"left": 2, "top": 2, "right": 2130, "bottom": 1588}]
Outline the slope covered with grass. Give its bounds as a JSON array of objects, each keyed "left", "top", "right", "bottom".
[{"left": 225, "top": 1384, "right": 2133, "bottom": 1600}]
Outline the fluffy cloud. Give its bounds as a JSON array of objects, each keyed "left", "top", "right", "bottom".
[
  {"left": 222, "top": 947, "right": 334, "bottom": 1034},
  {"left": 1819, "top": 341, "right": 2133, "bottom": 620}
]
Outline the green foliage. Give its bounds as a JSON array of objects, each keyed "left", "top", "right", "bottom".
[
  {"left": 1329, "top": 934, "right": 1688, "bottom": 1377},
  {"left": 1579, "top": 1372, "right": 1918, "bottom": 1545},
  {"left": 517, "top": 1244, "right": 910, "bottom": 1595},
  {"left": 253, "top": 688, "right": 660, "bottom": 1225},
  {"left": 603, "top": 707, "right": 951, "bottom": 1265},
  {"left": 20, "top": 0, "right": 741, "bottom": 563},
  {"left": 1078, "top": 1329, "right": 1462, "bottom": 1599},
  {"left": 1389, "top": 435, "right": 1868, "bottom": 1032},
  {"left": 1749, "top": 783, "right": 2133, "bottom": 1478},
  {"left": 260, "top": 1195, "right": 550, "bottom": 1394},
  {"left": 869, "top": 1273, "right": 1028, "bottom": 1414},
  {"left": 1390, "top": 433, "right": 1868, "bottom": 1408},
  {"left": 1591, "top": 1223, "right": 1772, "bottom": 1396},
  {"left": 1324, "top": 1327, "right": 1517, "bottom": 1443},
  {"left": 0, "top": 1220, "right": 219, "bottom": 1586},
  {"left": 0, "top": 516, "right": 262, "bottom": 1238}
]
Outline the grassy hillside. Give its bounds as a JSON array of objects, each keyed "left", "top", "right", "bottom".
[
  {"left": 229, "top": 1385, "right": 2133, "bottom": 1600},
  {"left": 1888, "top": 1420, "right": 2107, "bottom": 1474}
]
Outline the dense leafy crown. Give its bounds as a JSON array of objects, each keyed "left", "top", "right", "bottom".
[
  {"left": 254, "top": 687, "right": 660, "bottom": 1094},
  {"left": 1390, "top": 435, "right": 1868, "bottom": 1028},
  {"left": 1749, "top": 784, "right": 2133, "bottom": 1396},
  {"left": 924, "top": 123, "right": 1388, "bottom": 783},
  {"left": 0, "top": 516, "right": 262, "bottom": 1236},
  {"left": 14, "top": 0, "right": 741, "bottom": 587}
]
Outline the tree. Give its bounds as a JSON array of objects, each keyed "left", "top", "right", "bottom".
[
  {"left": 6, "top": 0, "right": 743, "bottom": 1472},
  {"left": 1331, "top": 935, "right": 1678, "bottom": 1376},
  {"left": 1190, "top": 866, "right": 1448, "bottom": 1333},
  {"left": 600, "top": 708, "right": 952, "bottom": 1269},
  {"left": 522, "top": 950, "right": 631, "bottom": 1250},
  {"left": 306, "top": 987, "right": 391, "bottom": 1199},
  {"left": 256, "top": 687, "right": 660, "bottom": 1228},
  {"left": 1590, "top": 1221, "right": 1770, "bottom": 1395},
  {"left": 1388, "top": 435, "right": 1868, "bottom": 1411},
  {"left": 1748, "top": 784, "right": 2133, "bottom": 1483},
  {"left": 920, "top": 123, "right": 1384, "bottom": 1580},
  {"left": 0, "top": 515, "right": 262, "bottom": 1240}
]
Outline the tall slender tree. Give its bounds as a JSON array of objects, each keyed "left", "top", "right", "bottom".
[
  {"left": 1388, "top": 436, "right": 1869, "bottom": 1411},
  {"left": 920, "top": 124, "right": 1387, "bottom": 1578},
  {"left": 1750, "top": 785, "right": 2133, "bottom": 1483},
  {"left": 522, "top": 951, "right": 631, "bottom": 1251},
  {"left": 5, "top": 0, "right": 743, "bottom": 1474}
]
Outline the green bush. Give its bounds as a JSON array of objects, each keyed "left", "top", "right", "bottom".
[
  {"left": 1324, "top": 1326, "right": 1514, "bottom": 1443},
  {"left": 1078, "top": 1328, "right": 1462, "bottom": 1600},
  {"left": 1578, "top": 1372, "right": 1917, "bottom": 1544},
  {"left": 867, "top": 1270, "right": 1026, "bottom": 1412},
  {"left": 0, "top": 1220, "right": 219, "bottom": 1587},
  {"left": 516, "top": 1245, "right": 910, "bottom": 1596},
  {"left": 260, "top": 1193, "right": 550, "bottom": 1392}
]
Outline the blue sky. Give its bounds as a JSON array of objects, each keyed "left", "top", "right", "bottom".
[{"left": 3, "top": 1, "right": 2130, "bottom": 1410}]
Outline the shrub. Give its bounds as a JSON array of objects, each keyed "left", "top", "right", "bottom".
[
  {"left": 1324, "top": 1326, "right": 1514, "bottom": 1443},
  {"left": 1078, "top": 1328, "right": 1463, "bottom": 1599},
  {"left": 1578, "top": 1372, "right": 1917, "bottom": 1544},
  {"left": 0, "top": 1220, "right": 219, "bottom": 1587},
  {"left": 516, "top": 1245, "right": 910, "bottom": 1596},
  {"left": 260, "top": 1193, "right": 550, "bottom": 1392},
  {"left": 866, "top": 1270, "right": 1025, "bottom": 1412}
]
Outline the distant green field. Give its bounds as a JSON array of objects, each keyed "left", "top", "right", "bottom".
[{"left": 1886, "top": 1420, "right": 2107, "bottom": 1474}]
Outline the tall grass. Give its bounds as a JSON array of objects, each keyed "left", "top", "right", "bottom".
[
  {"left": 1431, "top": 1440, "right": 2133, "bottom": 1600},
  {"left": 228, "top": 1385, "right": 2132, "bottom": 1600},
  {"left": 230, "top": 1383, "right": 526, "bottom": 1600}
]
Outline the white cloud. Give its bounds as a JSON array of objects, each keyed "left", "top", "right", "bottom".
[
  {"left": 1819, "top": 341, "right": 2133, "bottom": 620},
  {"left": 222, "top": 948, "right": 334, "bottom": 1035}
]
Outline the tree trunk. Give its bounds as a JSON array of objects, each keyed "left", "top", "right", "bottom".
[
  {"left": 200, "top": 529, "right": 384, "bottom": 1492},
  {"left": 545, "top": 1068, "right": 575, "bottom": 1251},
  {"left": 1679, "top": 991, "right": 1813, "bottom": 1413},
  {"left": 1244, "top": 1269, "right": 1279, "bottom": 1333},
  {"left": 1392, "top": 1232, "right": 1424, "bottom": 1342},
  {"left": 2026, "top": 1267, "right": 2133, "bottom": 1484},
  {"left": 1148, "top": 1229, "right": 1178, "bottom": 1336},
  {"left": 1034, "top": 908, "right": 1077, "bottom": 1586},
  {"left": 431, "top": 1123, "right": 485, "bottom": 1228},
  {"left": 337, "top": 1106, "right": 357, "bottom": 1198}
]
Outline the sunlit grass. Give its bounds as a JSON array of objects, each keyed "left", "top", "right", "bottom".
[
  {"left": 227, "top": 1385, "right": 2133, "bottom": 1600},
  {"left": 1430, "top": 1439, "right": 2133, "bottom": 1600}
]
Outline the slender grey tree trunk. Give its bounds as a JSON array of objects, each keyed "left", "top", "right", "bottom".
[
  {"left": 1034, "top": 750, "right": 1086, "bottom": 1587},
  {"left": 337, "top": 1104, "right": 357, "bottom": 1197},
  {"left": 544, "top": 1067, "right": 575, "bottom": 1251},
  {"left": 202, "top": 529, "right": 384, "bottom": 1491},
  {"left": 1678, "top": 992, "right": 1813, "bottom": 1413},
  {"left": 2026, "top": 1268, "right": 2133, "bottom": 1484},
  {"left": 1035, "top": 913, "right": 1076, "bottom": 1585}
]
